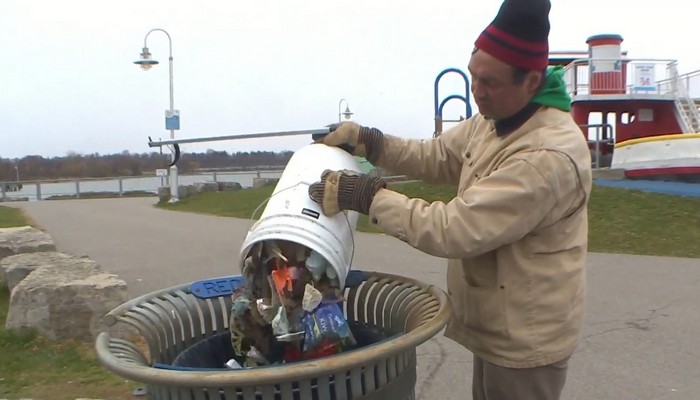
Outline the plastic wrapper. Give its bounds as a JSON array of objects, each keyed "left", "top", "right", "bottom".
[
  {"left": 302, "top": 302, "right": 356, "bottom": 356},
  {"left": 245, "top": 346, "right": 270, "bottom": 368},
  {"left": 302, "top": 283, "right": 323, "bottom": 312},
  {"left": 305, "top": 250, "right": 328, "bottom": 281},
  {"left": 225, "top": 358, "right": 243, "bottom": 369},
  {"left": 272, "top": 305, "right": 290, "bottom": 336},
  {"left": 256, "top": 298, "right": 277, "bottom": 323}
]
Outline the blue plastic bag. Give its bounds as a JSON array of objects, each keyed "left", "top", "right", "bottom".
[{"left": 302, "top": 302, "right": 356, "bottom": 354}]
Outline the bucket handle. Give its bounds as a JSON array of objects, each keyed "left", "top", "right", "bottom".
[{"left": 245, "top": 180, "right": 356, "bottom": 268}]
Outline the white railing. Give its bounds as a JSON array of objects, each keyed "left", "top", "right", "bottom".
[
  {"left": 667, "top": 62, "right": 700, "bottom": 132},
  {"left": 563, "top": 58, "right": 682, "bottom": 96},
  {"left": 0, "top": 169, "right": 284, "bottom": 202},
  {"left": 657, "top": 69, "right": 700, "bottom": 98}
]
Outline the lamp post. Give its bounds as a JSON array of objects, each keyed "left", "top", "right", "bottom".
[
  {"left": 338, "top": 98, "right": 354, "bottom": 122},
  {"left": 134, "top": 28, "right": 180, "bottom": 203}
]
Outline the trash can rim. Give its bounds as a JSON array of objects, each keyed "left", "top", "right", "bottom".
[{"left": 96, "top": 271, "right": 451, "bottom": 387}]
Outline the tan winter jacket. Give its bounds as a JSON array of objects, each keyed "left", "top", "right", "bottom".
[{"left": 368, "top": 106, "right": 592, "bottom": 368}]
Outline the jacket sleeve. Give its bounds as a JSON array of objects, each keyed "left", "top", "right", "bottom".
[
  {"left": 373, "top": 120, "right": 472, "bottom": 186},
  {"left": 368, "top": 150, "right": 567, "bottom": 259}
]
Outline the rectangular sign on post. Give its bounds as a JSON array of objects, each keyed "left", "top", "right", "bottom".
[
  {"left": 156, "top": 168, "right": 168, "bottom": 177},
  {"left": 165, "top": 110, "right": 180, "bottom": 130},
  {"left": 633, "top": 64, "right": 656, "bottom": 91}
]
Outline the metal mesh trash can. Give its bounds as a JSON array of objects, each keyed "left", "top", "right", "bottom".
[{"left": 95, "top": 270, "right": 451, "bottom": 400}]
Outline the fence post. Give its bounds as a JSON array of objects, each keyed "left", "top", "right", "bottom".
[
  {"left": 595, "top": 127, "right": 601, "bottom": 169},
  {"left": 76, "top": 180, "right": 80, "bottom": 199},
  {"left": 119, "top": 179, "right": 124, "bottom": 197},
  {"left": 37, "top": 183, "right": 42, "bottom": 200}
]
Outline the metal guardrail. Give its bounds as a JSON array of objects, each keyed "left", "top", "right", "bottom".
[
  {"left": 0, "top": 170, "right": 283, "bottom": 202},
  {"left": 668, "top": 62, "right": 700, "bottom": 132},
  {"left": 579, "top": 123, "right": 614, "bottom": 169},
  {"left": 658, "top": 69, "right": 700, "bottom": 99},
  {"left": 563, "top": 58, "right": 685, "bottom": 97}
]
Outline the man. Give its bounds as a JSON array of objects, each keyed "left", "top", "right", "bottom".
[{"left": 308, "top": 0, "right": 592, "bottom": 399}]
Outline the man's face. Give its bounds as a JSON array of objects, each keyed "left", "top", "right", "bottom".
[{"left": 468, "top": 49, "right": 541, "bottom": 120}]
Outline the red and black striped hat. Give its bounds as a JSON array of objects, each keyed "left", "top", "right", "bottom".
[{"left": 474, "top": 0, "right": 551, "bottom": 71}]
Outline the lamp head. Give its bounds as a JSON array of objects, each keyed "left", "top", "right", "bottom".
[
  {"left": 341, "top": 105, "right": 354, "bottom": 121},
  {"left": 134, "top": 47, "right": 159, "bottom": 71}
]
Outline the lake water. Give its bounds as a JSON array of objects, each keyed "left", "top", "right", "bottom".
[{"left": 1, "top": 170, "right": 284, "bottom": 201}]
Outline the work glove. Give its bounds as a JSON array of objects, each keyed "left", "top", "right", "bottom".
[
  {"left": 315, "top": 122, "right": 384, "bottom": 164},
  {"left": 308, "top": 169, "right": 386, "bottom": 216}
]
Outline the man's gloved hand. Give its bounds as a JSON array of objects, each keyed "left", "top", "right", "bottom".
[
  {"left": 315, "top": 122, "right": 384, "bottom": 164},
  {"left": 308, "top": 170, "right": 386, "bottom": 216}
]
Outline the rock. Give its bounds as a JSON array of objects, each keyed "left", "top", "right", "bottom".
[
  {"left": 0, "top": 226, "right": 56, "bottom": 262},
  {"left": 157, "top": 186, "right": 171, "bottom": 202},
  {"left": 177, "top": 184, "right": 197, "bottom": 199},
  {"left": 253, "top": 178, "right": 278, "bottom": 188},
  {"left": 1, "top": 252, "right": 79, "bottom": 292},
  {"left": 5, "top": 254, "right": 128, "bottom": 341},
  {"left": 218, "top": 181, "right": 242, "bottom": 191},
  {"left": 194, "top": 181, "right": 219, "bottom": 193}
]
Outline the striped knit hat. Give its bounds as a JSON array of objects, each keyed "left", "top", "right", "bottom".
[{"left": 474, "top": 0, "right": 551, "bottom": 71}]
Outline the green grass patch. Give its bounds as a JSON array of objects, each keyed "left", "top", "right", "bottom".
[
  {"left": 0, "top": 287, "right": 134, "bottom": 399},
  {"left": 587, "top": 186, "right": 700, "bottom": 258},
  {"left": 161, "top": 182, "right": 700, "bottom": 258},
  {"left": 158, "top": 185, "right": 276, "bottom": 219},
  {"left": 0, "top": 205, "right": 31, "bottom": 228}
]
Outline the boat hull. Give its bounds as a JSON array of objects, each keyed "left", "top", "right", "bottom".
[{"left": 611, "top": 134, "right": 700, "bottom": 183}]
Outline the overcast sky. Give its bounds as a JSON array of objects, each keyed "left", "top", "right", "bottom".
[{"left": 2, "top": 0, "right": 698, "bottom": 159}]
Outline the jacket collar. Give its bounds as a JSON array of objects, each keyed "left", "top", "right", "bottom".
[{"left": 494, "top": 102, "right": 542, "bottom": 137}]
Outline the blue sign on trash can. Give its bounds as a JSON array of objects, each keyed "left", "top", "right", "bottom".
[{"left": 165, "top": 110, "right": 180, "bottom": 130}]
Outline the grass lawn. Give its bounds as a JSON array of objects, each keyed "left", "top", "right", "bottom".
[
  {"left": 159, "top": 182, "right": 700, "bottom": 258},
  {"left": 0, "top": 205, "right": 31, "bottom": 228}
]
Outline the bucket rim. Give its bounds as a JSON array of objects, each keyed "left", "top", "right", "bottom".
[{"left": 239, "top": 214, "right": 356, "bottom": 289}]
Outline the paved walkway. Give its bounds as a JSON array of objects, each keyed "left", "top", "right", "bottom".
[
  {"left": 6, "top": 197, "right": 700, "bottom": 400},
  {"left": 595, "top": 179, "right": 700, "bottom": 197}
]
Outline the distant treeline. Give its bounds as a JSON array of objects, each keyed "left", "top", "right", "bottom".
[{"left": 0, "top": 150, "right": 294, "bottom": 181}]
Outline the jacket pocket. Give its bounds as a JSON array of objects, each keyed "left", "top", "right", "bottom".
[{"left": 464, "top": 285, "right": 509, "bottom": 338}]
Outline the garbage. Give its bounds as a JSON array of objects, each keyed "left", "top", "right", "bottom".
[
  {"left": 229, "top": 239, "right": 357, "bottom": 368},
  {"left": 302, "top": 284, "right": 323, "bottom": 312},
  {"left": 302, "top": 302, "right": 356, "bottom": 354},
  {"left": 271, "top": 305, "right": 290, "bottom": 336},
  {"left": 305, "top": 250, "right": 328, "bottom": 282},
  {"left": 225, "top": 358, "right": 243, "bottom": 369}
]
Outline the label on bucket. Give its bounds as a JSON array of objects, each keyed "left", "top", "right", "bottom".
[{"left": 301, "top": 208, "right": 320, "bottom": 219}]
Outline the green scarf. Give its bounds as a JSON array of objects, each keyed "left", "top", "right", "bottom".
[{"left": 531, "top": 65, "right": 571, "bottom": 112}]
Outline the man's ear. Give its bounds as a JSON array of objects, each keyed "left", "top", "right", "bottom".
[{"left": 526, "top": 70, "right": 543, "bottom": 94}]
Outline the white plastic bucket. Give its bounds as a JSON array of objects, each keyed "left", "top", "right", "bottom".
[{"left": 238, "top": 143, "right": 361, "bottom": 289}]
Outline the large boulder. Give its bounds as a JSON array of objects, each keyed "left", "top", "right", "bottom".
[
  {"left": 157, "top": 186, "right": 171, "bottom": 202},
  {"left": 0, "top": 226, "right": 56, "bottom": 262},
  {"left": 253, "top": 177, "right": 278, "bottom": 188},
  {"left": 1, "top": 251, "right": 86, "bottom": 292},
  {"left": 218, "top": 181, "right": 242, "bottom": 191},
  {"left": 5, "top": 253, "right": 128, "bottom": 341},
  {"left": 194, "top": 181, "right": 219, "bottom": 193}
]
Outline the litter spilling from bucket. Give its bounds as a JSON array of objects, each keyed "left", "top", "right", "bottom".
[
  {"left": 223, "top": 144, "right": 367, "bottom": 369},
  {"left": 227, "top": 239, "right": 359, "bottom": 369}
]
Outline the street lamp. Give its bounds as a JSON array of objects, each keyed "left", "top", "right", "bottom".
[
  {"left": 338, "top": 98, "right": 354, "bottom": 122},
  {"left": 134, "top": 28, "right": 180, "bottom": 203}
]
